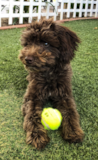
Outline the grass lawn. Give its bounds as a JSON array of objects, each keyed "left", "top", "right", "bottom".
[{"left": 0, "top": 19, "right": 98, "bottom": 160}]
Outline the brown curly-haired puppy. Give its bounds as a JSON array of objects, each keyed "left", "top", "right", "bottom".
[{"left": 19, "top": 18, "right": 84, "bottom": 149}]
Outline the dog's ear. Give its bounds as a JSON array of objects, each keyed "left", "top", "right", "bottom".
[{"left": 57, "top": 25, "right": 80, "bottom": 63}]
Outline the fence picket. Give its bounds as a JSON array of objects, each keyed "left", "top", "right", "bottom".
[
  {"left": 20, "top": 0, "right": 23, "bottom": 24},
  {"left": 29, "top": 0, "right": 33, "bottom": 23},
  {"left": 0, "top": 2, "right": 1, "bottom": 27},
  {"left": 95, "top": 1, "right": 98, "bottom": 17},
  {"left": 9, "top": 0, "right": 13, "bottom": 25},
  {"left": 38, "top": 0, "right": 41, "bottom": 20}
]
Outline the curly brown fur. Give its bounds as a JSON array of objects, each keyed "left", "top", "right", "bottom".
[{"left": 19, "top": 18, "right": 84, "bottom": 149}]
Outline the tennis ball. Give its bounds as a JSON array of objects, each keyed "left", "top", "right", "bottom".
[{"left": 41, "top": 107, "right": 62, "bottom": 130}]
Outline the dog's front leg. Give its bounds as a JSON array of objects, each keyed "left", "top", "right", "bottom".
[
  {"left": 54, "top": 98, "right": 84, "bottom": 143},
  {"left": 21, "top": 88, "right": 50, "bottom": 149}
]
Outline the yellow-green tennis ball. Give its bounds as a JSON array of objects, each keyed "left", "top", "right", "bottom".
[{"left": 41, "top": 108, "right": 62, "bottom": 130}]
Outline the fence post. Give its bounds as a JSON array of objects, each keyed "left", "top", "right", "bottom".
[
  {"left": 9, "top": 0, "right": 13, "bottom": 25},
  {"left": 79, "top": 0, "right": 83, "bottom": 18},
  {"left": 29, "top": 0, "right": 33, "bottom": 23},
  {"left": 53, "top": 0, "right": 58, "bottom": 21},
  {"left": 95, "top": 0, "right": 98, "bottom": 17},
  {"left": 90, "top": 0, "right": 93, "bottom": 17},
  {"left": 0, "top": 2, "right": 1, "bottom": 27},
  {"left": 19, "top": 0, "right": 23, "bottom": 24},
  {"left": 84, "top": 0, "right": 88, "bottom": 17},
  {"left": 60, "top": 0, "right": 63, "bottom": 20},
  {"left": 67, "top": 1, "right": 70, "bottom": 18},
  {"left": 73, "top": 0, "right": 76, "bottom": 18},
  {"left": 38, "top": 0, "right": 41, "bottom": 20},
  {"left": 46, "top": 0, "right": 50, "bottom": 19}
]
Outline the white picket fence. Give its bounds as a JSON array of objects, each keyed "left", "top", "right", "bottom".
[{"left": 0, "top": 0, "right": 98, "bottom": 27}]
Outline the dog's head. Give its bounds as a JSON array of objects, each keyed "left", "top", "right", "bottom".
[{"left": 19, "top": 18, "right": 80, "bottom": 72}]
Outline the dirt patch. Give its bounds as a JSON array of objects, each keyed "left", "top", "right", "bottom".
[{"left": 1, "top": 18, "right": 8, "bottom": 26}]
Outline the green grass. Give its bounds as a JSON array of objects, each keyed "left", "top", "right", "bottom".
[{"left": 0, "top": 19, "right": 98, "bottom": 160}]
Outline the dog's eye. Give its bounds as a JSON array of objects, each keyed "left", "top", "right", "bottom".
[{"left": 45, "top": 43, "right": 48, "bottom": 46}]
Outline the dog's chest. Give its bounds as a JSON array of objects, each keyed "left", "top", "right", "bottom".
[
  {"left": 41, "top": 76, "right": 64, "bottom": 99},
  {"left": 49, "top": 91, "right": 51, "bottom": 97},
  {"left": 33, "top": 68, "right": 69, "bottom": 100}
]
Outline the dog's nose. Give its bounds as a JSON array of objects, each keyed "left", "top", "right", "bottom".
[{"left": 25, "top": 57, "right": 33, "bottom": 64}]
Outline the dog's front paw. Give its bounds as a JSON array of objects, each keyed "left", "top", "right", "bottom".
[
  {"left": 26, "top": 131, "right": 50, "bottom": 149},
  {"left": 62, "top": 128, "right": 84, "bottom": 143}
]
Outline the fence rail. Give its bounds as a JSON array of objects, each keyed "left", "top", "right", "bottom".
[{"left": 0, "top": 0, "right": 98, "bottom": 27}]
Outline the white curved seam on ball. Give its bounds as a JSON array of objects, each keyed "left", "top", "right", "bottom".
[
  {"left": 41, "top": 117, "right": 50, "bottom": 129},
  {"left": 53, "top": 109, "right": 61, "bottom": 123}
]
